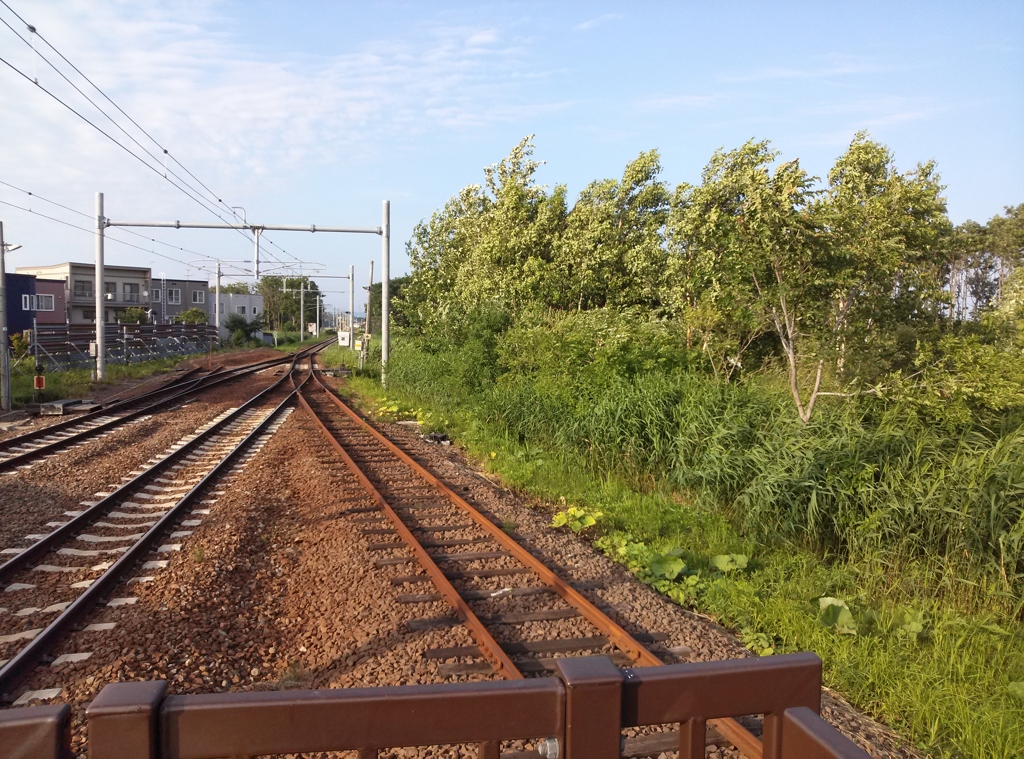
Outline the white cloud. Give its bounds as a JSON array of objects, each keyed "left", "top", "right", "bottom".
[
  {"left": 0, "top": 1, "right": 556, "bottom": 230},
  {"left": 574, "top": 13, "right": 622, "bottom": 32}
]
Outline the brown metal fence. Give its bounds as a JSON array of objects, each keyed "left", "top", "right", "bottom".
[{"left": 0, "top": 654, "right": 873, "bottom": 759}]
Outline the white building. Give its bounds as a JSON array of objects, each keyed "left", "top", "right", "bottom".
[{"left": 218, "top": 292, "right": 264, "bottom": 340}]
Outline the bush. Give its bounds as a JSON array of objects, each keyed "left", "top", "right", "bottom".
[
  {"left": 121, "top": 307, "right": 148, "bottom": 324},
  {"left": 178, "top": 307, "right": 208, "bottom": 325},
  {"left": 224, "top": 312, "right": 262, "bottom": 339}
]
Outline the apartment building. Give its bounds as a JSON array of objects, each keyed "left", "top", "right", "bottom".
[
  {"left": 15, "top": 262, "right": 152, "bottom": 324},
  {"left": 149, "top": 278, "right": 211, "bottom": 324}
]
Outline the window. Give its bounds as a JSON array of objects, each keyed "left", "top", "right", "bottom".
[
  {"left": 73, "top": 280, "right": 93, "bottom": 298},
  {"left": 82, "top": 308, "right": 96, "bottom": 321},
  {"left": 105, "top": 281, "right": 117, "bottom": 295},
  {"left": 252, "top": 306, "right": 257, "bottom": 315},
  {"left": 152, "top": 289, "right": 161, "bottom": 302},
  {"left": 37, "top": 294, "right": 54, "bottom": 311},
  {"left": 123, "top": 283, "right": 140, "bottom": 303},
  {"left": 22, "top": 294, "right": 31, "bottom": 310},
  {"left": 236, "top": 306, "right": 246, "bottom": 315},
  {"left": 192, "top": 290, "right": 205, "bottom": 304},
  {"left": 167, "top": 289, "right": 181, "bottom": 305}
]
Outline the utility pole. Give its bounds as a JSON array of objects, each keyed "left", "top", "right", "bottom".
[
  {"left": 214, "top": 261, "right": 221, "bottom": 344},
  {"left": 348, "top": 264, "right": 354, "bottom": 349},
  {"left": 253, "top": 227, "right": 262, "bottom": 281},
  {"left": 366, "top": 259, "right": 374, "bottom": 335},
  {"left": 95, "top": 192, "right": 106, "bottom": 380},
  {"left": 299, "top": 280, "right": 305, "bottom": 342},
  {"left": 381, "top": 200, "right": 390, "bottom": 386},
  {"left": 0, "top": 221, "right": 10, "bottom": 412},
  {"left": 315, "top": 293, "right": 321, "bottom": 338}
]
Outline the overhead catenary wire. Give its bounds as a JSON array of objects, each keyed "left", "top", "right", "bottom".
[
  {"left": 0, "top": 198, "right": 253, "bottom": 280},
  {"left": 0, "top": 180, "right": 248, "bottom": 274},
  {"left": 0, "top": 1, "right": 302, "bottom": 264}
]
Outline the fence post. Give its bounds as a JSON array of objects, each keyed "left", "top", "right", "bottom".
[
  {"left": 0, "top": 703, "right": 72, "bottom": 759},
  {"left": 555, "top": 656, "right": 623, "bottom": 759},
  {"left": 781, "top": 708, "right": 872, "bottom": 759},
  {"left": 87, "top": 680, "right": 167, "bottom": 759}
]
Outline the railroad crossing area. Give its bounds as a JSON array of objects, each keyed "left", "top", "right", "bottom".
[{"left": 0, "top": 345, "right": 881, "bottom": 758}]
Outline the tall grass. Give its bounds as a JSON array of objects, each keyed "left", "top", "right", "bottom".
[{"left": 381, "top": 337, "right": 1024, "bottom": 616}]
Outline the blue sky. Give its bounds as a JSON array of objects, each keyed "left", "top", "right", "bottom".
[{"left": 1, "top": 1, "right": 1021, "bottom": 313}]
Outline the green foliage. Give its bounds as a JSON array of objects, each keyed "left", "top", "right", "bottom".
[
  {"left": 177, "top": 307, "right": 208, "bottom": 325},
  {"left": 710, "top": 554, "right": 749, "bottom": 573},
  {"left": 9, "top": 331, "right": 29, "bottom": 359},
  {"left": 368, "top": 135, "right": 1024, "bottom": 757},
  {"left": 220, "top": 282, "right": 251, "bottom": 294},
  {"left": 650, "top": 551, "right": 686, "bottom": 580},
  {"left": 818, "top": 597, "right": 858, "bottom": 635},
  {"left": 549, "top": 504, "right": 603, "bottom": 532},
  {"left": 121, "top": 306, "right": 148, "bottom": 324},
  {"left": 256, "top": 276, "right": 323, "bottom": 332},
  {"left": 224, "top": 312, "right": 262, "bottom": 340}
]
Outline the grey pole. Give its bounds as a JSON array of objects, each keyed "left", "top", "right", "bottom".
[
  {"left": 316, "top": 294, "right": 321, "bottom": 337},
  {"left": 95, "top": 192, "right": 105, "bottom": 380},
  {"left": 253, "top": 227, "right": 262, "bottom": 281},
  {"left": 0, "top": 221, "right": 10, "bottom": 412},
  {"left": 381, "top": 200, "right": 390, "bottom": 386},
  {"left": 215, "top": 261, "right": 221, "bottom": 344},
  {"left": 348, "top": 264, "right": 354, "bottom": 348},
  {"left": 299, "top": 281, "right": 305, "bottom": 342},
  {"left": 366, "top": 259, "right": 374, "bottom": 335}
]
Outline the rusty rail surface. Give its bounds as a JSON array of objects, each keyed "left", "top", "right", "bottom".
[
  {"left": 0, "top": 654, "right": 871, "bottom": 758},
  {"left": 300, "top": 367, "right": 761, "bottom": 756}
]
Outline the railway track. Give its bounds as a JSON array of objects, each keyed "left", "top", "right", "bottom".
[
  {"left": 0, "top": 344, "right": 326, "bottom": 702},
  {"left": 297, "top": 366, "right": 764, "bottom": 758},
  {"left": 0, "top": 352, "right": 298, "bottom": 474}
]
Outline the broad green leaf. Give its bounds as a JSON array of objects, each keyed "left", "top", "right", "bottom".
[{"left": 651, "top": 554, "right": 685, "bottom": 580}]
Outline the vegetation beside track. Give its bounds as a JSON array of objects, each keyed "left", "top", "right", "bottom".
[
  {"left": 10, "top": 355, "right": 195, "bottom": 406},
  {"left": 347, "top": 338, "right": 1023, "bottom": 759},
  {"left": 342, "top": 135, "right": 1023, "bottom": 757}
]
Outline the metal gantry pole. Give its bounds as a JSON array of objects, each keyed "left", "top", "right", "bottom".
[
  {"left": 348, "top": 263, "right": 355, "bottom": 349},
  {"left": 214, "top": 261, "right": 221, "bottom": 344},
  {"left": 253, "top": 227, "right": 262, "bottom": 282},
  {"left": 299, "top": 281, "right": 305, "bottom": 342},
  {"left": 0, "top": 221, "right": 10, "bottom": 412},
  {"left": 316, "top": 294, "right": 321, "bottom": 338},
  {"left": 95, "top": 192, "right": 106, "bottom": 380},
  {"left": 381, "top": 200, "right": 390, "bottom": 386}
]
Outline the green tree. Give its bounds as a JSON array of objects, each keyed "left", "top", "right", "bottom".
[
  {"left": 818, "top": 132, "right": 950, "bottom": 377},
  {"left": 220, "top": 282, "right": 251, "bottom": 294},
  {"left": 177, "top": 307, "right": 209, "bottom": 325},
  {"left": 120, "top": 307, "right": 148, "bottom": 324},
  {"left": 555, "top": 150, "right": 669, "bottom": 311},
  {"left": 405, "top": 136, "right": 565, "bottom": 331},
  {"left": 224, "top": 312, "right": 263, "bottom": 340}
]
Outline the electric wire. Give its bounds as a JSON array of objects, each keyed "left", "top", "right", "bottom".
[
  {"left": 0, "top": 179, "right": 247, "bottom": 270},
  {"left": 0, "top": 1, "right": 302, "bottom": 264}
]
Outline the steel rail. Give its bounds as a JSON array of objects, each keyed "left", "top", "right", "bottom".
[
  {"left": 0, "top": 353, "right": 288, "bottom": 453},
  {"left": 308, "top": 370, "right": 764, "bottom": 758},
  {"left": 0, "top": 352, "right": 299, "bottom": 473},
  {"left": 295, "top": 382, "right": 523, "bottom": 680},
  {"left": 0, "top": 340, "right": 330, "bottom": 579},
  {"left": 0, "top": 348, "right": 321, "bottom": 697}
]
